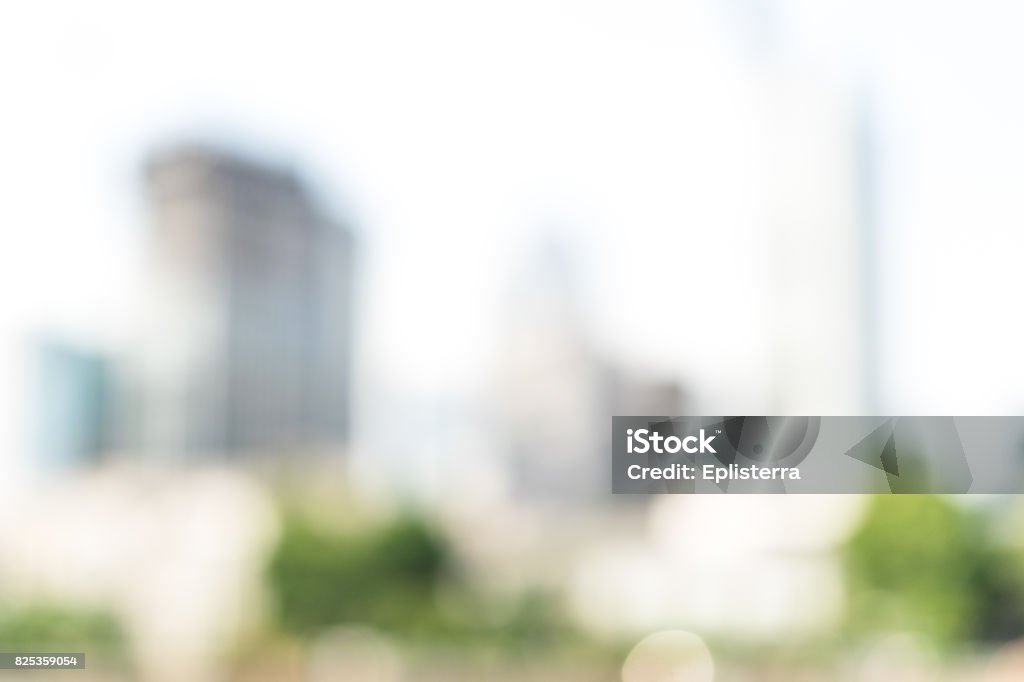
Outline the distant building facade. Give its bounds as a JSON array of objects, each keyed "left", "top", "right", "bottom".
[
  {"left": 33, "top": 339, "right": 111, "bottom": 468},
  {"left": 126, "top": 145, "right": 353, "bottom": 457},
  {"left": 492, "top": 238, "right": 686, "bottom": 503}
]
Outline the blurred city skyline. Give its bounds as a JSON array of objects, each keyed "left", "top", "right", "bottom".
[
  {"left": 2, "top": 2, "right": 1024, "bottom": 680},
  {"left": 3, "top": 0, "right": 1024, "bottom": 430}
]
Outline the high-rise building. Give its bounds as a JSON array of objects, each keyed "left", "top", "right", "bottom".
[
  {"left": 492, "top": 238, "right": 686, "bottom": 503},
  {"left": 126, "top": 144, "right": 353, "bottom": 457}
]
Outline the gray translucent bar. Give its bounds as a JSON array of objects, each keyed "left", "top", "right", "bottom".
[
  {"left": 612, "top": 416, "right": 1024, "bottom": 494},
  {"left": 0, "top": 653, "right": 85, "bottom": 669}
]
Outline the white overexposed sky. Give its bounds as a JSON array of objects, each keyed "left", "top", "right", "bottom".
[{"left": 1, "top": 0, "right": 1023, "bottom": 428}]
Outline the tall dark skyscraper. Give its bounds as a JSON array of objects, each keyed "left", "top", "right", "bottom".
[{"left": 128, "top": 144, "right": 353, "bottom": 457}]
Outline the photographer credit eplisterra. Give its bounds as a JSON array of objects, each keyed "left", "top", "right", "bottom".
[{"left": 624, "top": 427, "right": 802, "bottom": 483}]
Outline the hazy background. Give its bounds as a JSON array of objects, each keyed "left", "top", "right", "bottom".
[{"left": 1, "top": 1, "right": 1024, "bottom": 680}]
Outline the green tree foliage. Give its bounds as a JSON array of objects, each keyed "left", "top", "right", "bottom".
[
  {"left": 266, "top": 512, "right": 450, "bottom": 637},
  {"left": 0, "top": 605, "right": 124, "bottom": 651},
  {"left": 845, "top": 495, "right": 1024, "bottom": 648}
]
